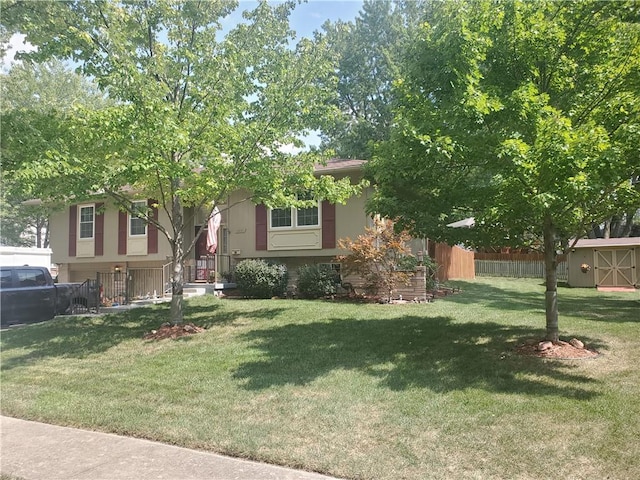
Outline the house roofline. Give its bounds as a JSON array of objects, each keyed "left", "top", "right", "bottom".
[{"left": 314, "top": 158, "right": 367, "bottom": 174}]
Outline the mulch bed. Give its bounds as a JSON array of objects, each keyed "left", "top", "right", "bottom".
[
  {"left": 514, "top": 339, "right": 600, "bottom": 359},
  {"left": 143, "top": 323, "right": 205, "bottom": 340}
]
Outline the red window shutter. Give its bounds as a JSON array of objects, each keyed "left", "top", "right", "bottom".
[
  {"left": 95, "top": 202, "right": 104, "bottom": 256},
  {"left": 118, "top": 210, "right": 128, "bottom": 255},
  {"left": 322, "top": 201, "right": 336, "bottom": 249},
  {"left": 256, "top": 204, "right": 268, "bottom": 251},
  {"left": 68, "top": 205, "right": 77, "bottom": 257},
  {"left": 147, "top": 199, "right": 159, "bottom": 254}
]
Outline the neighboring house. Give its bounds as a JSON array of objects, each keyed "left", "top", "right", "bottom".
[
  {"left": 50, "top": 159, "right": 375, "bottom": 298},
  {"left": 567, "top": 237, "right": 639, "bottom": 289}
]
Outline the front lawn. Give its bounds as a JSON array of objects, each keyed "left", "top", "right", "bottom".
[{"left": 1, "top": 278, "right": 638, "bottom": 479}]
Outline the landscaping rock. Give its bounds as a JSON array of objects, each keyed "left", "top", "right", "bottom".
[
  {"left": 569, "top": 338, "right": 584, "bottom": 349},
  {"left": 537, "top": 341, "right": 553, "bottom": 351},
  {"left": 516, "top": 339, "right": 599, "bottom": 359}
]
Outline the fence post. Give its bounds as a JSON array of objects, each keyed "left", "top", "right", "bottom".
[
  {"left": 125, "top": 270, "right": 130, "bottom": 304},
  {"left": 96, "top": 272, "right": 101, "bottom": 314}
]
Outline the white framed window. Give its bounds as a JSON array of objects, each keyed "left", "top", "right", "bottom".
[
  {"left": 78, "top": 204, "right": 95, "bottom": 239},
  {"left": 271, "top": 208, "right": 292, "bottom": 228},
  {"left": 296, "top": 191, "right": 319, "bottom": 226},
  {"left": 270, "top": 193, "right": 319, "bottom": 229},
  {"left": 129, "top": 201, "right": 147, "bottom": 236}
]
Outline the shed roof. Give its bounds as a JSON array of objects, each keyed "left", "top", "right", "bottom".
[{"left": 572, "top": 237, "right": 640, "bottom": 249}]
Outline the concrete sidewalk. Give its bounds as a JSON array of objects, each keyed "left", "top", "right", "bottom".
[{"left": 1, "top": 416, "right": 340, "bottom": 480}]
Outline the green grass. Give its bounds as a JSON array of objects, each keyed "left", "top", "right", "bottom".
[{"left": 2, "top": 278, "right": 639, "bottom": 479}]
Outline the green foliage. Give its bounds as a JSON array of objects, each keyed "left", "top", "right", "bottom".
[
  {"left": 0, "top": 60, "right": 109, "bottom": 246},
  {"left": 396, "top": 254, "right": 419, "bottom": 272},
  {"left": 234, "top": 259, "right": 289, "bottom": 299},
  {"left": 1, "top": 0, "right": 363, "bottom": 323},
  {"left": 296, "top": 264, "right": 339, "bottom": 299},
  {"left": 369, "top": 0, "right": 640, "bottom": 249},
  {"left": 367, "top": 0, "right": 640, "bottom": 338},
  {"left": 319, "top": 0, "right": 425, "bottom": 159}
]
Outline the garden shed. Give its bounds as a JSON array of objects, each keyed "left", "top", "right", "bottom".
[{"left": 567, "top": 237, "right": 639, "bottom": 289}]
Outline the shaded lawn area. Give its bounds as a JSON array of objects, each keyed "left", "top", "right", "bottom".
[{"left": 1, "top": 278, "right": 639, "bottom": 479}]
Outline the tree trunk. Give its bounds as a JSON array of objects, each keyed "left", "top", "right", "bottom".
[
  {"left": 170, "top": 194, "right": 185, "bottom": 325},
  {"left": 543, "top": 216, "right": 559, "bottom": 342},
  {"left": 170, "top": 255, "right": 185, "bottom": 325},
  {"left": 35, "top": 226, "right": 43, "bottom": 248},
  {"left": 620, "top": 210, "right": 635, "bottom": 237}
]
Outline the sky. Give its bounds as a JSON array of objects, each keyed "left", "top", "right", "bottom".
[
  {"left": 264, "top": 0, "right": 364, "bottom": 37},
  {"left": 219, "top": 1, "right": 364, "bottom": 38}
]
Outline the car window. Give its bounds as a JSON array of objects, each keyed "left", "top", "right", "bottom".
[
  {"left": 0, "top": 269, "right": 12, "bottom": 289},
  {"left": 16, "top": 269, "right": 47, "bottom": 287}
]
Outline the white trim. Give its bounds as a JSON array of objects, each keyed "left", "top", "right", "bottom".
[{"left": 269, "top": 200, "right": 321, "bottom": 231}]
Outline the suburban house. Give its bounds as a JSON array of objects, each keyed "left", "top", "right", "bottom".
[
  {"left": 49, "top": 158, "right": 473, "bottom": 303},
  {"left": 50, "top": 159, "right": 369, "bottom": 298}
]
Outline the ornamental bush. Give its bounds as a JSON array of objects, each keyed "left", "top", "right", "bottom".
[
  {"left": 296, "top": 264, "right": 340, "bottom": 299},
  {"left": 234, "top": 259, "right": 288, "bottom": 299},
  {"left": 336, "top": 217, "right": 414, "bottom": 301}
]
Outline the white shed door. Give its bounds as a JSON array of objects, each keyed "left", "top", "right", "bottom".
[{"left": 594, "top": 249, "right": 636, "bottom": 287}]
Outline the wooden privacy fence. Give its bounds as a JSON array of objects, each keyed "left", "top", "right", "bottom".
[
  {"left": 433, "top": 243, "right": 475, "bottom": 282},
  {"left": 474, "top": 253, "right": 568, "bottom": 281}
]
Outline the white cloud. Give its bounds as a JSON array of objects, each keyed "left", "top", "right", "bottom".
[{"left": 1, "top": 33, "right": 37, "bottom": 71}]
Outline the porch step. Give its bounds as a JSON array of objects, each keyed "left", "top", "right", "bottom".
[
  {"left": 183, "top": 285, "right": 209, "bottom": 298},
  {"left": 183, "top": 283, "right": 237, "bottom": 298}
]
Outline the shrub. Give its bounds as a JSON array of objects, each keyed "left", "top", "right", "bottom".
[
  {"left": 396, "top": 254, "right": 419, "bottom": 271},
  {"left": 296, "top": 264, "right": 340, "bottom": 299},
  {"left": 234, "top": 259, "right": 288, "bottom": 299},
  {"left": 336, "top": 218, "right": 413, "bottom": 301}
]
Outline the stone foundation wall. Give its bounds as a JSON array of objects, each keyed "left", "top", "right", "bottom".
[{"left": 341, "top": 266, "right": 428, "bottom": 300}]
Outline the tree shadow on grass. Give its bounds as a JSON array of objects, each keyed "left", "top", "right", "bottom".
[
  {"left": 445, "top": 280, "right": 639, "bottom": 323},
  {"left": 185, "top": 303, "right": 288, "bottom": 328},
  {"left": 0, "top": 302, "right": 286, "bottom": 371},
  {"left": 233, "top": 315, "right": 602, "bottom": 399}
]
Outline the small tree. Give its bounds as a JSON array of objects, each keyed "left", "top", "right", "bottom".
[
  {"left": 368, "top": 0, "right": 640, "bottom": 340},
  {"left": 336, "top": 217, "right": 414, "bottom": 301}
]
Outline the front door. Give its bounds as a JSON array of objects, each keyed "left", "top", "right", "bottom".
[
  {"left": 194, "top": 226, "right": 214, "bottom": 281},
  {"left": 594, "top": 249, "right": 636, "bottom": 287},
  {"left": 195, "top": 226, "right": 208, "bottom": 258}
]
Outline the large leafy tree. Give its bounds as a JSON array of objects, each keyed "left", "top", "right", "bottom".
[
  {"left": 319, "top": 0, "right": 424, "bottom": 159},
  {"left": 368, "top": 0, "right": 640, "bottom": 341},
  {"left": 1, "top": 0, "right": 360, "bottom": 324},
  {"left": 1, "top": 60, "right": 107, "bottom": 247}
]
